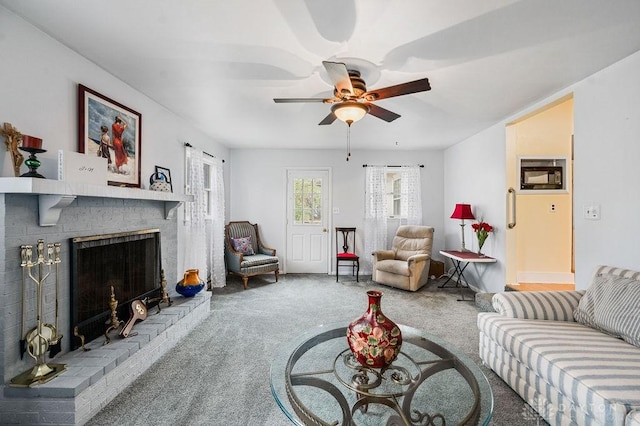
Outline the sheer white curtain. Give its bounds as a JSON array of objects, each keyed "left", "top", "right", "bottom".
[
  {"left": 207, "top": 158, "right": 225, "bottom": 288},
  {"left": 183, "top": 148, "right": 208, "bottom": 283},
  {"left": 400, "top": 166, "right": 422, "bottom": 225},
  {"left": 364, "top": 165, "right": 423, "bottom": 272},
  {"left": 364, "top": 166, "right": 388, "bottom": 273}
]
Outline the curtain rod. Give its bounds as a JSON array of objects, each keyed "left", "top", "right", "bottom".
[
  {"left": 362, "top": 164, "right": 424, "bottom": 168},
  {"left": 184, "top": 143, "right": 225, "bottom": 163}
]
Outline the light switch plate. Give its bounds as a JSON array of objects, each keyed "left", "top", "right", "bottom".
[{"left": 584, "top": 204, "right": 600, "bottom": 220}]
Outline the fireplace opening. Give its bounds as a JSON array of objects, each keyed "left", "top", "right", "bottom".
[{"left": 70, "top": 229, "right": 162, "bottom": 350}]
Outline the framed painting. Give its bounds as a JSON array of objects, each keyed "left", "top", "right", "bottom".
[{"left": 78, "top": 84, "right": 141, "bottom": 187}]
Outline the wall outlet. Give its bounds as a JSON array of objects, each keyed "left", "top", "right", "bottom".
[
  {"left": 549, "top": 203, "right": 556, "bottom": 213},
  {"left": 584, "top": 204, "right": 600, "bottom": 220},
  {"left": 333, "top": 207, "right": 340, "bottom": 214}
]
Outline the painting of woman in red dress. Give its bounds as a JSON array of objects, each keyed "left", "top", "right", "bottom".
[{"left": 112, "top": 116, "right": 129, "bottom": 173}]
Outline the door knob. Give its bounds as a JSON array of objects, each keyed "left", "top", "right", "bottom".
[{"left": 323, "top": 228, "right": 327, "bottom": 232}]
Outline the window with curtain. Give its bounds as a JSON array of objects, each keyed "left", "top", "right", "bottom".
[
  {"left": 184, "top": 146, "right": 226, "bottom": 288},
  {"left": 364, "top": 165, "right": 422, "bottom": 272}
]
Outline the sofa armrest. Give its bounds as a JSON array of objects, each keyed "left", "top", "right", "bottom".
[
  {"left": 224, "top": 242, "right": 244, "bottom": 271},
  {"left": 373, "top": 250, "right": 395, "bottom": 261},
  {"left": 258, "top": 245, "right": 276, "bottom": 256},
  {"left": 492, "top": 290, "right": 586, "bottom": 321}
]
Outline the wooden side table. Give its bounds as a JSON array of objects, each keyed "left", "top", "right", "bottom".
[{"left": 439, "top": 250, "right": 497, "bottom": 301}]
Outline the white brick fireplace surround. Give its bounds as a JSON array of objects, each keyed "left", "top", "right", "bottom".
[{"left": 0, "top": 178, "right": 208, "bottom": 425}]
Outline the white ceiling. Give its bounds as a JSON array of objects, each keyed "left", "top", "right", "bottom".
[{"left": 3, "top": 0, "right": 640, "bottom": 151}]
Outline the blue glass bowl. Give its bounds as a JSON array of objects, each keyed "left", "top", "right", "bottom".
[{"left": 175, "top": 280, "right": 205, "bottom": 297}]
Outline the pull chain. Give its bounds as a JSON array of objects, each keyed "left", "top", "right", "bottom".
[{"left": 346, "top": 121, "right": 352, "bottom": 161}]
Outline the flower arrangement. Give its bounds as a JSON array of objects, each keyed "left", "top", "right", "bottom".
[{"left": 471, "top": 221, "right": 493, "bottom": 253}]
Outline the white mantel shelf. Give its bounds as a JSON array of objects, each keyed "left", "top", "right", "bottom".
[{"left": 0, "top": 177, "right": 193, "bottom": 226}]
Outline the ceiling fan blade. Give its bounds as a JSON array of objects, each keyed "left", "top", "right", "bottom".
[
  {"left": 367, "top": 103, "right": 401, "bottom": 122},
  {"left": 318, "top": 112, "right": 337, "bottom": 125},
  {"left": 273, "top": 98, "right": 329, "bottom": 103},
  {"left": 322, "top": 61, "right": 354, "bottom": 97},
  {"left": 364, "top": 78, "right": 431, "bottom": 101}
]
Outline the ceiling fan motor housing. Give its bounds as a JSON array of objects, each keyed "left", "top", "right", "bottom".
[{"left": 334, "top": 69, "right": 367, "bottom": 98}]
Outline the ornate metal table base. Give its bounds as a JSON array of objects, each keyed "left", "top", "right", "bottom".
[{"left": 276, "top": 325, "right": 491, "bottom": 426}]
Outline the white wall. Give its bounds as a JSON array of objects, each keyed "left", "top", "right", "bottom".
[
  {"left": 445, "top": 49, "right": 640, "bottom": 292},
  {"left": 0, "top": 7, "right": 230, "bottom": 278},
  {"left": 229, "top": 148, "right": 444, "bottom": 274},
  {"left": 443, "top": 125, "right": 507, "bottom": 293},
  {"left": 573, "top": 51, "right": 640, "bottom": 286}
]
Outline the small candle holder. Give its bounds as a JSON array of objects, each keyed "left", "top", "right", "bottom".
[{"left": 19, "top": 147, "right": 47, "bottom": 178}]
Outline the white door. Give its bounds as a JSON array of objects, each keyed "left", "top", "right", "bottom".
[{"left": 286, "top": 169, "right": 330, "bottom": 273}]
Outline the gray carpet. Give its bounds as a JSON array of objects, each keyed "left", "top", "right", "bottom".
[{"left": 87, "top": 274, "right": 548, "bottom": 426}]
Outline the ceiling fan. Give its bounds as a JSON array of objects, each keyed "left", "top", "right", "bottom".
[{"left": 274, "top": 61, "right": 431, "bottom": 126}]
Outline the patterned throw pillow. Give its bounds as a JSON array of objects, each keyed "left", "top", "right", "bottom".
[
  {"left": 574, "top": 274, "right": 640, "bottom": 347},
  {"left": 231, "top": 236, "right": 255, "bottom": 255}
]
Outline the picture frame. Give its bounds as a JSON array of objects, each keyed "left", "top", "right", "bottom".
[
  {"left": 78, "top": 84, "right": 142, "bottom": 188},
  {"left": 154, "top": 165, "right": 173, "bottom": 192}
]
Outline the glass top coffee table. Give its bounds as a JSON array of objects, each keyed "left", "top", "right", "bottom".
[{"left": 270, "top": 322, "right": 493, "bottom": 425}]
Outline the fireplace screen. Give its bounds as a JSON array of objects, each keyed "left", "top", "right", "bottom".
[{"left": 71, "top": 229, "right": 162, "bottom": 349}]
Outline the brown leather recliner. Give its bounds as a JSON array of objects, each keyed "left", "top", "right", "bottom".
[{"left": 372, "top": 225, "right": 434, "bottom": 292}]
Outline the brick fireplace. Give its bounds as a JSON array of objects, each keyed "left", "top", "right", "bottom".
[{"left": 0, "top": 179, "right": 208, "bottom": 425}]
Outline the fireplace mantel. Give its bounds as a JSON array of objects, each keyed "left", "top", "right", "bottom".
[{"left": 0, "top": 177, "right": 193, "bottom": 225}]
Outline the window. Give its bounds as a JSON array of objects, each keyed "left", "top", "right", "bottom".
[
  {"left": 293, "top": 178, "right": 322, "bottom": 224},
  {"left": 203, "top": 159, "right": 213, "bottom": 218},
  {"left": 386, "top": 172, "right": 403, "bottom": 218}
]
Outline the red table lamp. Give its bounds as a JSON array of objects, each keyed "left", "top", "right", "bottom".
[{"left": 450, "top": 203, "right": 475, "bottom": 251}]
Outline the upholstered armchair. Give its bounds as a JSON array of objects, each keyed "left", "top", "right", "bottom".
[
  {"left": 372, "top": 225, "right": 434, "bottom": 292},
  {"left": 224, "top": 221, "right": 279, "bottom": 289}
]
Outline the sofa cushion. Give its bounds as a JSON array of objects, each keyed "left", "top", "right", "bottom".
[
  {"left": 240, "top": 254, "right": 278, "bottom": 268},
  {"left": 574, "top": 274, "right": 640, "bottom": 347},
  {"left": 375, "top": 259, "right": 410, "bottom": 277},
  {"left": 232, "top": 236, "right": 255, "bottom": 255},
  {"left": 627, "top": 409, "right": 640, "bottom": 426}
]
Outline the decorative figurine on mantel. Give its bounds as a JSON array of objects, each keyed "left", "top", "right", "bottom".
[
  {"left": 0, "top": 122, "right": 24, "bottom": 177},
  {"left": 19, "top": 134, "right": 47, "bottom": 178}
]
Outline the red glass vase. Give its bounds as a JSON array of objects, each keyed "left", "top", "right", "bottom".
[{"left": 347, "top": 290, "right": 402, "bottom": 368}]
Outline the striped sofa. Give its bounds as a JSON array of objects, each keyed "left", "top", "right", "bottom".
[{"left": 478, "top": 266, "right": 640, "bottom": 426}]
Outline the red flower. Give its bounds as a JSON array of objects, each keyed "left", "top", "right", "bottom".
[
  {"left": 472, "top": 221, "right": 493, "bottom": 250},
  {"left": 472, "top": 222, "right": 493, "bottom": 233}
]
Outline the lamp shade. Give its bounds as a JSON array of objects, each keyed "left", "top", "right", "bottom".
[
  {"left": 450, "top": 203, "right": 475, "bottom": 220},
  {"left": 332, "top": 102, "right": 369, "bottom": 124}
]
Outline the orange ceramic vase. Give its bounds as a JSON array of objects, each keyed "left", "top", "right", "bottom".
[{"left": 176, "top": 269, "right": 205, "bottom": 297}]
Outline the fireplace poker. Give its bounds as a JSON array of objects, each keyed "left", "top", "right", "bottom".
[
  {"left": 48, "top": 243, "right": 63, "bottom": 358},
  {"left": 19, "top": 245, "right": 29, "bottom": 359}
]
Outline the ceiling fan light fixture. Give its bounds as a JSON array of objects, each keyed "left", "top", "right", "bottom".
[{"left": 332, "top": 102, "right": 369, "bottom": 125}]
